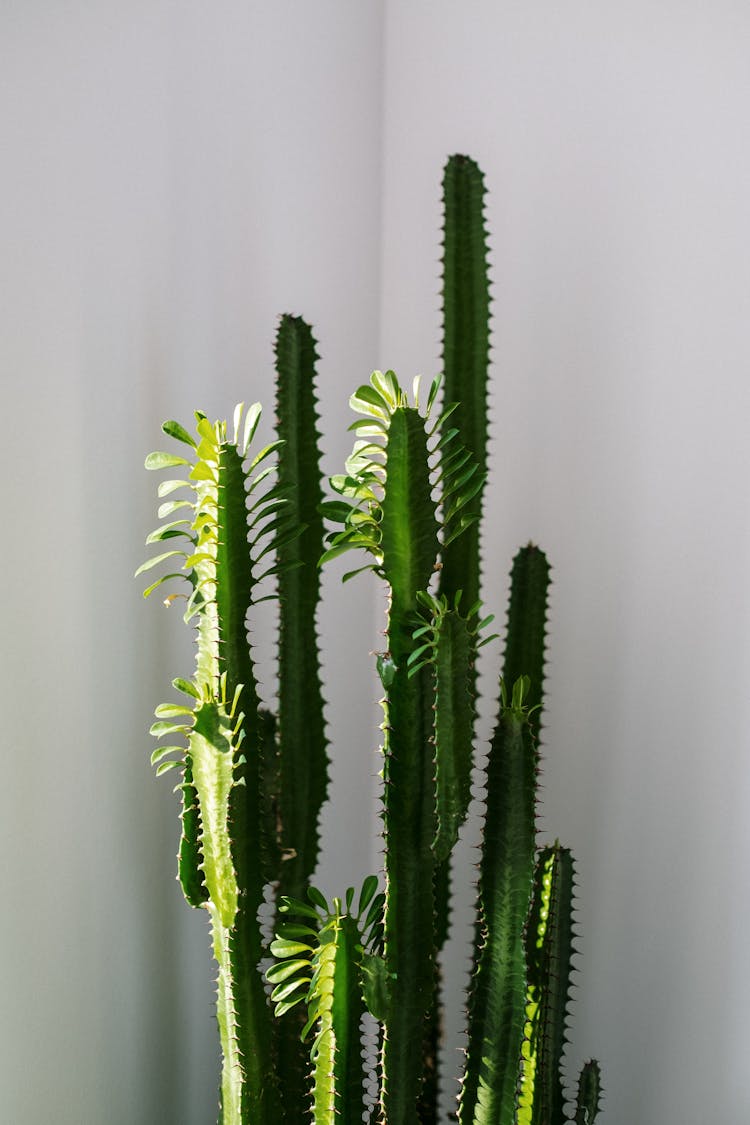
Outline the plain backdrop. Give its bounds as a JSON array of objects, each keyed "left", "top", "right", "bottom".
[{"left": 2, "top": 3, "right": 749, "bottom": 1123}]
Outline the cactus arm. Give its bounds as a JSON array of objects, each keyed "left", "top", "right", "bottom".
[
  {"left": 323, "top": 371, "right": 482, "bottom": 1123},
  {"left": 575, "top": 1060, "right": 602, "bottom": 1124},
  {"left": 502, "top": 545, "right": 551, "bottom": 740},
  {"left": 268, "top": 884, "right": 381, "bottom": 1125},
  {"left": 459, "top": 678, "right": 538, "bottom": 1125},
  {"left": 439, "top": 153, "right": 490, "bottom": 611},
  {"left": 409, "top": 594, "right": 492, "bottom": 864},
  {"left": 272, "top": 315, "right": 331, "bottom": 1125},
  {"left": 378, "top": 404, "right": 440, "bottom": 1125},
  {"left": 518, "top": 844, "right": 576, "bottom": 1125},
  {"left": 274, "top": 314, "right": 329, "bottom": 901},
  {"left": 141, "top": 409, "right": 285, "bottom": 1124},
  {"left": 310, "top": 911, "right": 367, "bottom": 1124}
]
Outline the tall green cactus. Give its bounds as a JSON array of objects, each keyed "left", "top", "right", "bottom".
[{"left": 140, "top": 156, "right": 603, "bottom": 1125}]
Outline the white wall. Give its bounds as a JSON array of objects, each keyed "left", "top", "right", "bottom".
[
  {"left": 1, "top": 5, "right": 383, "bottom": 1122},
  {"left": 3, "top": 3, "right": 750, "bottom": 1123},
  {"left": 381, "top": 3, "right": 750, "bottom": 1123}
]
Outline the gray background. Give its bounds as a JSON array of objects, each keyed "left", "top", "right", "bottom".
[{"left": 2, "top": 3, "right": 749, "bottom": 1122}]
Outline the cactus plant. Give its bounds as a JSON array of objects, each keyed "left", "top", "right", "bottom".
[{"left": 139, "top": 155, "right": 603, "bottom": 1124}]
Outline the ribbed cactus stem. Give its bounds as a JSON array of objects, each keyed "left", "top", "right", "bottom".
[
  {"left": 459, "top": 677, "right": 538, "bottom": 1125},
  {"left": 379, "top": 405, "right": 440, "bottom": 1125},
  {"left": 439, "top": 153, "right": 490, "bottom": 612}
]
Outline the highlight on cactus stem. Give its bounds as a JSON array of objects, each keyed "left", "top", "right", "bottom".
[{"left": 139, "top": 157, "right": 603, "bottom": 1124}]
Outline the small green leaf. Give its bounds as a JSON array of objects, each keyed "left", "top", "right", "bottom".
[
  {"left": 277, "top": 923, "right": 318, "bottom": 940},
  {"left": 279, "top": 897, "right": 320, "bottom": 921},
  {"left": 150, "top": 745, "right": 184, "bottom": 766},
  {"left": 155, "top": 759, "right": 182, "bottom": 776},
  {"left": 426, "top": 374, "right": 442, "bottom": 416},
  {"left": 190, "top": 461, "right": 216, "bottom": 483},
  {"left": 350, "top": 381, "right": 391, "bottom": 418},
  {"left": 154, "top": 703, "right": 193, "bottom": 719},
  {"left": 271, "top": 977, "right": 311, "bottom": 1004},
  {"left": 149, "top": 719, "right": 186, "bottom": 738},
  {"left": 161, "top": 420, "right": 197, "bottom": 448},
  {"left": 242, "top": 402, "right": 262, "bottom": 454},
  {"left": 146, "top": 520, "right": 191, "bottom": 544},
  {"left": 270, "top": 938, "right": 314, "bottom": 958},
  {"left": 134, "top": 551, "right": 185, "bottom": 578},
  {"left": 358, "top": 875, "right": 379, "bottom": 916},
  {"left": 145, "top": 451, "right": 190, "bottom": 470},
  {"left": 266, "top": 959, "right": 311, "bottom": 984},
  {"left": 142, "top": 572, "right": 184, "bottom": 599},
  {"left": 157, "top": 478, "right": 189, "bottom": 498},
  {"left": 307, "top": 886, "right": 329, "bottom": 912},
  {"left": 274, "top": 995, "right": 307, "bottom": 1018},
  {"left": 158, "top": 500, "right": 193, "bottom": 519},
  {"left": 364, "top": 893, "right": 385, "bottom": 932},
  {"left": 172, "top": 677, "right": 199, "bottom": 699},
  {"left": 195, "top": 416, "right": 217, "bottom": 446}
]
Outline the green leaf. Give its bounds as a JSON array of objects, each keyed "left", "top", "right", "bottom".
[
  {"left": 307, "top": 886, "right": 329, "bottom": 912},
  {"left": 157, "top": 478, "right": 190, "bottom": 497},
  {"left": 357, "top": 875, "right": 379, "bottom": 916},
  {"left": 149, "top": 719, "right": 186, "bottom": 738},
  {"left": 271, "top": 977, "right": 311, "bottom": 1005},
  {"left": 279, "top": 896, "right": 321, "bottom": 921},
  {"left": 142, "top": 572, "right": 184, "bottom": 599},
  {"left": 172, "top": 677, "right": 199, "bottom": 699},
  {"left": 190, "top": 460, "right": 216, "bottom": 483},
  {"left": 150, "top": 745, "right": 184, "bottom": 767},
  {"left": 270, "top": 938, "right": 314, "bottom": 958},
  {"left": 266, "top": 959, "right": 311, "bottom": 985},
  {"left": 195, "top": 415, "right": 217, "bottom": 445},
  {"left": 277, "top": 922, "right": 318, "bottom": 940},
  {"left": 162, "top": 420, "right": 197, "bottom": 447},
  {"left": 154, "top": 703, "right": 193, "bottom": 719},
  {"left": 350, "top": 383, "right": 390, "bottom": 420},
  {"left": 135, "top": 550, "right": 185, "bottom": 578},
  {"left": 158, "top": 499, "right": 193, "bottom": 519},
  {"left": 145, "top": 451, "right": 190, "bottom": 470},
  {"left": 242, "top": 402, "right": 262, "bottom": 454},
  {"left": 155, "top": 759, "right": 182, "bottom": 776},
  {"left": 274, "top": 995, "right": 308, "bottom": 1018}
]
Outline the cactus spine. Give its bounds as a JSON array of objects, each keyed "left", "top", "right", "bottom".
[{"left": 140, "top": 157, "right": 603, "bottom": 1124}]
